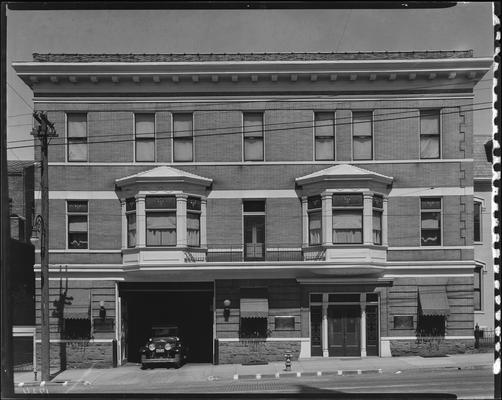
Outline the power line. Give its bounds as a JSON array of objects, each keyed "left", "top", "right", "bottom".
[
  {"left": 7, "top": 82, "right": 33, "bottom": 111},
  {"left": 6, "top": 105, "right": 494, "bottom": 151}
]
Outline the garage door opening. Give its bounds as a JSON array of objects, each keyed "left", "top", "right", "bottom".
[{"left": 120, "top": 284, "right": 213, "bottom": 364}]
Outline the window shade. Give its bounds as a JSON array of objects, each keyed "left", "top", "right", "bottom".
[{"left": 68, "top": 114, "right": 87, "bottom": 137}]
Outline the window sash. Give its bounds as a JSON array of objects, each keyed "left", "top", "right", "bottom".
[
  {"left": 353, "top": 136, "right": 372, "bottom": 160},
  {"left": 309, "top": 211, "right": 322, "bottom": 245},
  {"left": 420, "top": 110, "right": 440, "bottom": 135},
  {"left": 373, "top": 211, "right": 382, "bottom": 245},
  {"left": 352, "top": 111, "right": 372, "bottom": 137},
  {"left": 332, "top": 210, "right": 363, "bottom": 244},
  {"left": 420, "top": 135, "right": 440, "bottom": 159},
  {"left": 127, "top": 213, "right": 136, "bottom": 248},
  {"left": 135, "top": 114, "right": 155, "bottom": 138},
  {"left": 243, "top": 113, "right": 264, "bottom": 138},
  {"left": 314, "top": 112, "right": 334, "bottom": 138},
  {"left": 474, "top": 202, "right": 481, "bottom": 242},
  {"left": 68, "top": 139, "right": 88, "bottom": 162},
  {"left": 135, "top": 139, "right": 155, "bottom": 162},
  {"left": 315, "top": 137, "right": 334, "bottom": 161},
  {"left": 244, "top": 137, "right": 264, "bottom": 161},
  {"left": 173, "top": 139, "right": 193, "bottom": 162},
  {"left": 173, "top": 114, "right": 193, "bottom": 138},
  {"left": 67, "top": 114, "right": 87, "bottom": 138},
  {"left": 146, "top": 212, "right": 176, "bottom": 246},
  {"left": 187, "top": 213, "right": 200, "bottom": 247}
]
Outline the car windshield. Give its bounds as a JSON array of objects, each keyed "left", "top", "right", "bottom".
[{"left": 152, "top": 327, "right": 178, "bottom": 337}]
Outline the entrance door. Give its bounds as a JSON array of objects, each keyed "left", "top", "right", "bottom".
[
  {"left": 328, "top": 305, "right": 360, "bottom": 356},
  {"left": 310, "top": 306, "right": 322, "bottom": 356},
  {"left": 244, "top": 215, "right": 265, "bottom": 260},
  {"left": 366, "top": 305, "right": 379, "bottom": 356},
  {"left": 120, "top": 297, "right": 128, "bottom": 363}
]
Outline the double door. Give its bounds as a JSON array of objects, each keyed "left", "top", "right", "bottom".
[{"left": 327, "top": 305, "right": 360, "bottom": 356}]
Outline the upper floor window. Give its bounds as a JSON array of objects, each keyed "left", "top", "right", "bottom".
[
  {"left": 314, "top": 112, "right": 335, "bottom": 161},
  {"left": 243, "top": 112, "right": 264, "bottom": 161},
  {"left": 372, "top": 195, "right": 383, "bottom": 245},
  {"left": 173, "top": 114, "right": 193, "bottom": 162},
  {"left": 187, "top": 197, "right": 201, "bottom": 247},
  {"left": 474, "top": 201, "right": 482, "bottom": 242},
  {"left": 145, "top": 196, "right": 176, "bottom": 246},
  {"left": 67, "top": 200, "right": 88, "bottom": 249},
  {"left": 474, "top": 266, "right": 482, "bottom": 311},
  {"left": 420, "top": 110, "right": 440, "bottom": 159},
  {"left": 126, "top": 198, "right": 136, "bottom": 248},
  {"left": 308, "top": 196, "right": 322, "bottom": 245},
  {"left": 243, "top": 200, "right": 265, "bottom": 260},
  {"left": 420, "top": 198, "right": 441, "bottom": 246},
  {"left": 352, "top": 111, "right": 373, "bottom": 160},
  {"left": 332, "top": 194, "right": 363, "bottom": 244},
  {"left": 67, "top": 113, "right": 88, "bottom": 162},
  {"left": 135, "top": 114, "right": 155, "bottom": 162}
]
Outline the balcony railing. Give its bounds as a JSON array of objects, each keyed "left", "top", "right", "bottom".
[{"left": 204, "top": 244, "right": 326, "bottom": 262}]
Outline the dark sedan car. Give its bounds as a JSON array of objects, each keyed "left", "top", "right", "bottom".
[{"left": 140, "top": 326, "right": 187, "bottom": 369}]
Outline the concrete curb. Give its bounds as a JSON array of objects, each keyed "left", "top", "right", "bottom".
[{"left": 232, "top": 368, "right": 383, "bottom": 380}]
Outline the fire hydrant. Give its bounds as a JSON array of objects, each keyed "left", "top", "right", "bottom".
[{"left": 284, "top": 352, "right": 292, "bottom": 371}]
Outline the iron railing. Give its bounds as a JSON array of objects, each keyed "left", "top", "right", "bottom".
[
  {"left": 204, "top": 244, "right": 326, "bottom": 262},
  {"left": 475, "top": 329, "right": 495, "bottom": 349}
]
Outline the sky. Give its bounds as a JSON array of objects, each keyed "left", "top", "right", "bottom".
[{"left": 6, "top": 3, "right": 496, "bottom": 160}]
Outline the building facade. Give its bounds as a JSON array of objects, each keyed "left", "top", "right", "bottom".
[{"left": 14, "top": 51, "right": 491, "bottom": 367}]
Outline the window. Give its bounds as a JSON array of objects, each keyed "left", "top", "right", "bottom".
[
  {"left": 420, "top": 110, "right": 440, "bottom": 159},
  {"left": 332, "top": 194, "right": 363, "bottom": 244},
  {"left": 187, "top": 197, "right": 201, "bottom": 247},
  {"left": 126, "top": 198, "right": 136, "bottom": 248},
  {"left": 394, "top": 315, "right": 414, "bottom": 329},
  {"left": 308, "top": 196, "right": 322, "bottom": 245},
  {"left": 240, "top": 318, "right": 268, "bottom": 338},
  {"left": 243, "top": 112, "right": 264, "bottom": 161},
  {"left": 135, "top": 114, "right": 155, "bottom": 162},
  {"left": 67, "top": 201, "right": 88, "bottom": 249},
  {"left": 243, "top": 200, "right": 265, "bottom": 260},
  {"left": 275, "top": 316, "right": 295, "bottom": 330},
  {"left": 145, "top": 196, "right": 176, "bottom": 246},
  {"left": 420, "top": 198, "right": 441, "bottom": 246},
  {"left": 314, "top": 112, "right": 335, "bottom": 160},
  {"left": 173, "top": 114, "right": 193, "bottom": 162},
  {"left": 373, "top": 195, "right": 383, "bottom": 245},
  {"left": 416, "top": 315, "right": 445, "bottom": 337},
  {"left": 63, "top": 319, "right": 91, "bottom": 340},
  {"left": 474, "top": 201, "right": 482, "bottom": 242},
  {"left": 474, "top": 266, "right": 482, "bottom": 311},
  {"left": 352, "top": 111, "right": 373, "bottom": 160},
  {"left": 67, "top": 113, "right": 88, "bottom": 162}
]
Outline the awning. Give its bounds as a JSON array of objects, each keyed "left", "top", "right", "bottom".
[
  {"left": 63, "top": 289, "right": 91, "bottom": 319},
  {"left": 418, "top": 287, "right": 450, "bottom": 316},
  {"left": 240, "top": 298, "right": 269, "bottom": 318}
]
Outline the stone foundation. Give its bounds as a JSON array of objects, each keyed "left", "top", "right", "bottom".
[
  {"left": 218, "top": 340, "right": 301, "bottom": 364},
  {"left": 390, "top": 338, "right": 474, "bottom": 356},
  {"left": 36, "top": 341, "right": 114, "bottom": 369}
]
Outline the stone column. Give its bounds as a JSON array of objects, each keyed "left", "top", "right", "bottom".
[
  {"left": 321, "top": 192, "right": 332, "bottom": 245},
  {"left": 363, "top": 192, "right": 373, "bottom": 245},
  {"left": 176, "top": 194, "right": 188, "bottom": 247},
  {"left": 360, "top": 293, "right": 367, "bottom": 357},
  {"left": 136, "top": 194, "right": 146, "bottom": 247},
  {"left": 322, "top": 293, "right": 329, "bottom": 357},
  {"left": 301, "top": 196, "right": 309, "bottom": 247},
  {"left": 200, "top": 197, "right": 207, "bottom": 248},
  {"left": 120, "top": 199, "right": 127, "bottom": 249},
  {"left": 382, "top": 197, "right": 388, "bottom": 247}
]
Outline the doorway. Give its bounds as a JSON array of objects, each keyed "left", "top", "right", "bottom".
[{"left": 327, "top": 305, "right": 360, "bottom": 356}]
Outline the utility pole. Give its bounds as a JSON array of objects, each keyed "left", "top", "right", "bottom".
[{"left": 32, "top": 111, "right": 57, "bottom": 382}]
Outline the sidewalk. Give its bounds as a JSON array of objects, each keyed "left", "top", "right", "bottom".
[{"left": 14, "top": 353, "right": 492, "bottom": 387}]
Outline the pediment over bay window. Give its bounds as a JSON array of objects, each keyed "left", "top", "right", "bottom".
[
  {"left": 114, "top": 166, "right": 212, "bottom": 266},
  {"left": 296, "top": 165, "right": 394, "bottom": 265}
]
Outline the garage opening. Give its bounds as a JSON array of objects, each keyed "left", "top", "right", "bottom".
[{"left": 119, "top": 282, "right": 213, "bottom": 364}]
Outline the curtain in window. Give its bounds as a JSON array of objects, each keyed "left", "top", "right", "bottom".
[
  {"left": 309, "top": 212, "right": 322, "bottom": 245},
  {"left": 69, "top": 215, "right": 87, "bottom": 232},
  {"left": 332, "top": 211, "right": 362, "bottom": 243},
  {"left": 315, "top": 138, "right": 334, "bottom": 160},
  {"left": 187, "top": 213, "right": 200, "bottom": 247},
  {"left": 421, "top": 212, "right": 440, "bottom": 229},
  {"left": 127, "top": 214, "right": 136, "bottom": 248},
  {"left": 244, "top": 138, "right": 263, "bottom": 161},
  {"left": 146, "top": 212, "right": 176, "bottom": 246},
  {"left": 353, "top": 137, "right": 372, "bottom": 160},
  {"left": 420, "top": 136, "right": 439, "bottom": 158},
  {"left": 421, "top": 211, "right": 441, "bottom": 245},
  {"left": 373, "top": 212, "right": 382, "bottom": 244}
]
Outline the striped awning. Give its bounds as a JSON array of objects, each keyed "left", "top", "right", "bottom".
[
  {"left": 240, "top": 298, "right": 269, "bottom": 319},
  {"left": 63, "top": 289, "right": 91, "bottom": 319},
  {"left": 418, "top": 287, "right": 450, "bottom": 316}
]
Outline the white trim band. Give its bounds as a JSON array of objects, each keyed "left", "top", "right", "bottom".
[{"left": 217, "top": 337, "right": 310, "bottom": 342}]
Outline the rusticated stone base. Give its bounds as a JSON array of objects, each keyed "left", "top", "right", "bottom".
[
  {"left": 390, "top": 338, "right": 474, "bottom": 356},
  {"left": 36, "top": 341, "right": 113, "bottom": 370},
  {"left": 218, "top": 340, "right": 301, "bottom": 364}
]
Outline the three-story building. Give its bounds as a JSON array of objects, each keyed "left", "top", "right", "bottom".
[{"left": 14, "top": 50, "right": 490, "bottom": 367}]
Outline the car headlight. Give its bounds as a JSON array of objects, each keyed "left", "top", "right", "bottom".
[
  {"left": 148, "top": 343, "right": 155, "bottom": 351},
  {"left": 164, "top": 343, "right": 172, "bottom": 350}
]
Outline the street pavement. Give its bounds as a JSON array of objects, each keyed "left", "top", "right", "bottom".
[{"left": 13, "top": 353, "right": 494, "bottom": 397}]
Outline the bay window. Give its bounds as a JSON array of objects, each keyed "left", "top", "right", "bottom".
[
  {"left": 332, "top": 194, "right": 363, "bottom": 244},
  {"left": 145, "top": 196, "right": 177, "bottom": 246},
  {"left": 308, "top": 196, "right": 322, "bottom": 245},
  {"left": 187, "top": 197, "right": 201, "bottom": 247},
  {"left": 126, "top": 198, "right": 136, "bottom": 248}
]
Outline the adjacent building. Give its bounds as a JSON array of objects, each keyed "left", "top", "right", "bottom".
[{"left": 13, "top": 50, "right": 491, "bottom": 367}]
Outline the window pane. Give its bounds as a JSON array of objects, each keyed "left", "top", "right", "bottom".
[
  {"left": 136, "top": 140, "right": 155, "bottom": 162},
  {"left": 421, "top": 212, "right": 440, "bottom": 229},
  {"left": 146, "top": 196, "right": 176, "bottom": 209},
  {"left": 187, "top": 213, "right": 200, "bottom": 229},
  {"left": 187, "top": 197, "right": 201, "bottom": 211},
  {"left": 243, "top": 113, "right": 263, "bottom": 137},
  {"left": 333, "top": 210, "right": 362, "bottom": 243},
  {"left": 68, "top": 201, "right": 88, "bottom": 213},
  {"left": 474, "top": 291, "right": 481, "bottom": 311},
  {"left": 314, "top": 112, "right": 334, "bottom": 138},
  {"left": 309, "top": 211, "right": 322, "bottom": 245},
  {"left": 127, "top": 214, "right": 136, "bottom": 248},
  {"left": 421, "top": 229, "right": 441, "bottom": 246},
  {"left": 174, "top": 139, "right": 193, "bottom": 161},
  {"left": 373, "top": 211, "right": 382, "bottom": 245},
  {"left": 243, "top": 201, "right": 265, "bottom": 212},
  {"left": 353, "top": 112, "right": 372, "bottom": 137},
  {"left": 244, "top": 138, "right": 263, "bottom": 161},
  {"left": 187, "top": 213, "right": 200, "bottom": 247},
  {"left": 421, "top": 198, "right": 441, "bottom": 210},
  {"left": 68, "top": 232, "right": 88, "bottom": 249},
  {"left": 67, "top": 114, "right": 87, "bottom": 138},
  {"left": 308, "top": 196, "right": 322, "bottom": 210},
  {"left": 146, "top": 212, "right": 176, "bottom": 246},
  {"left": 420, "top": 110, "right": 440, "bottom": 135},
  {"left": 353, "top": 136, "right": 372, "bottom": 160},
  {"left": 126, "top": 198, "right": 136, "bottom": 211},
  {"left": 68, "top": 141, "right": 87, "bottom": 161},
  {"left": 315, "top": 138, "right": 334, "bottom": 160},
  {"left": 474, "top": 202, "right": 481, "bottom": 242},
  {"left": 173, "top": 114, "right": 193, "bottom": 137},
  {"left": 332, "top": 194, "right": 363, "bottom": 207},
  {"left": 373, "top": 195, "right": 383, "bottom": 209},
  {"left": 68, "top": 215, "right": 87, "bottom": 232},
  {"left": 146, "top": 212, "right": 176, "bottom": 229},
  {"left": 420, "top": 136, "right": 439, "bottom": 159},
  {"left": 135, "top": 114, "right": 155, "bottom": 138}
]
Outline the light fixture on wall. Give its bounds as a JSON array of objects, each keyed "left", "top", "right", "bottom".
[
  {"left": 30, "top": 214, "right": 43, "bottom": 244},
  {"left": 223, "top": 299, "right": 231, "bottom": 322},
  {"left": 99, "top": 300, "right": 106, "bottom": 321}
]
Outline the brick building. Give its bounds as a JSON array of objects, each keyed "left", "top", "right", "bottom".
[{"left": 13, "top": 50, "right": 491, "bottom": 368}]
